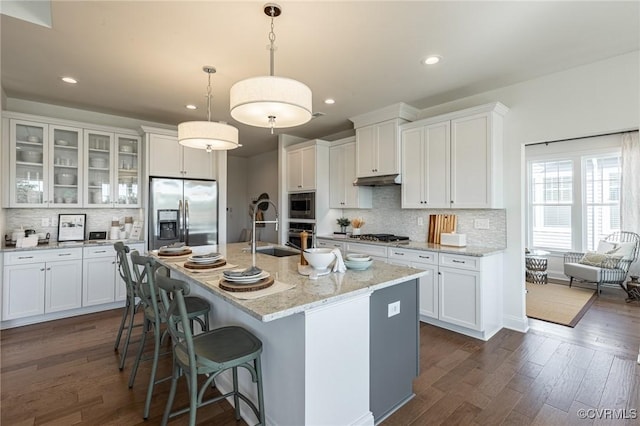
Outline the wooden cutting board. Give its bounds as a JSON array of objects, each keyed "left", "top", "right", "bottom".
[{"left": 428, "top": 214, "right": 457, "bottom": 244}]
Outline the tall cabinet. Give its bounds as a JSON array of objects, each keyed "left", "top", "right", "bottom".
[
  {"left": 144, "top": 129, "right": 216, "bottom": 179},
  {"left": 401, "top": 102, "right": 509, "bottom": 209}
]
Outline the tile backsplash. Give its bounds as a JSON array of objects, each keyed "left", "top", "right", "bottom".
[
  {"left": 341, "top": 186, "right": 506, "bottom": 248},
  {"left": 5, "top": 208, "right": 143, "bottom": 242}
]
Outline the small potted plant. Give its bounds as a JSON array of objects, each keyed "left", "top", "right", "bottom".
[{"left": 337, "top": 217, "right": 350, "bottom": 234}]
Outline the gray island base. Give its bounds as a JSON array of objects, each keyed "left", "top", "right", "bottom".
[{"left": 153, "top": 242, "right": 427, "bottom": 426}]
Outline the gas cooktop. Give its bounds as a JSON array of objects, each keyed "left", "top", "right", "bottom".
[{"left": 356, "top": 234, "right": 410, "bottom": 242}]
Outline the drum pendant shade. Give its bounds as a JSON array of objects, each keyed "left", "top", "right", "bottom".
[
  {"left": 178, "top": 121, "right": 240, "bottom": 151},
  {"left": 230, "top": 76, "right": 312, "bottom": 128}
]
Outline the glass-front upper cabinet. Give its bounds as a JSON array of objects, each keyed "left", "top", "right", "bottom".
[
  {"left": 49, "top": 125, "right": 83, "bottom": 207},
  {"left": 84, "top": 130, "right": 114, "bottom": 208},
  {"left": 115, "top": 134, "right": 141, "bottom": 207},
  {"left": 10, "top": 119, "right": 48, "bottom": 207}
]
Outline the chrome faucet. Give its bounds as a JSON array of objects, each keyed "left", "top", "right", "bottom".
[{"left": 251, "top": 199, "right": 279, "bottom": 254}]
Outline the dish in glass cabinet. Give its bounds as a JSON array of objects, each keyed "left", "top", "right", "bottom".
[{"left": 56, "top": 140, "right": 69, "bottom": 146}]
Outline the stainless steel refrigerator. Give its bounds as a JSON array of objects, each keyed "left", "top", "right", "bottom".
[{"left": 149, "top": 177, "right": 217, "bottom": 249}]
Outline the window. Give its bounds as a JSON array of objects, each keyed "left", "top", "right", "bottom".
[{"left": 526, "top": 136, "right": 622, "bottom": 253}]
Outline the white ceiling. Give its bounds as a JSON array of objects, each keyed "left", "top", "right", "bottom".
[{"left": 2, "top": 1, "right": 639, "bottom": 157}]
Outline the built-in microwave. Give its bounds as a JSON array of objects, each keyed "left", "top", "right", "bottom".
[{"left": 289, "top": 192, "right": 315, "bottom": 219}]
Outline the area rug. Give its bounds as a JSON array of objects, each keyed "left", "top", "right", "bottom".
[{"left": 526, "top": 282, "right": 597, "bottom": 327}]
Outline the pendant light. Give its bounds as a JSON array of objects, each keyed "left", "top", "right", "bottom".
[
  {"left": 178, "top": 66, "right": 241, "bottom": 151},
  {"left": 230, "top": 3, "right": 312, "bottom": 134}
]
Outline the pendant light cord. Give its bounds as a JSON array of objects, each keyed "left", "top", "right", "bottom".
[
  {"left": 268, "top": 6, "right": 276, "bottom": 76},
  {"left": 206, "top": 71, "right": 212, "bottom": 122}
]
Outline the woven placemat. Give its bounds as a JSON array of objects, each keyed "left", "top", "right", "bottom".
[
  {"left": 219, "top": 276, "right": 274, "bottom": 292},
  {"left": 183, "top": 259, "right": 226, "bottom": 270}
]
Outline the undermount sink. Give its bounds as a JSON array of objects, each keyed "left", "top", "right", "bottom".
[{"left": 255, "top": 246, "right": 299, "bottom": 257}]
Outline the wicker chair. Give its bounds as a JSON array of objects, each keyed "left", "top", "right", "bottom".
[{"left": 564, "top": 231, "right": 640, "bottom": 294}]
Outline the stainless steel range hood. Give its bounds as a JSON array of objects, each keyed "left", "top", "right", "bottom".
[{"left": 353, "top": 174, "right": 401, "bottom": 186}]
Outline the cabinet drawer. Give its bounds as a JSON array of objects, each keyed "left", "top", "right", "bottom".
[
  {"left": 346, "top": 242, "right": 388, "bottom": 258},
  {"left": 439, "top": 253, "right": 479, "bottom": 271},
  {"left": 316, "top": 239, "right": 345, "bottom": 250},
  {"left": 83, "top": 245, "right": 116, "bottom": 258},
  {"left": 4, "top": 248, "right": 82, "bottom": 265},
  {"left": 388, "top": 248, "right": 437, "bottom": 265}
]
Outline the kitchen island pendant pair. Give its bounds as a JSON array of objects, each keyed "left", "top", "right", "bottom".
[{"left": 178, "top": 3, "right": 312, "bottom": 152}]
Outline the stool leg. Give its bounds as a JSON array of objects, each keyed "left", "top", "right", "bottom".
[
  {"left": 119, "top": 299, "right": 137, "bottom": 370},
  {"left": 188, "top": 369, "right": 198, "bottom": 426},
  {"left": 569, "top": 277, "right": 573, "bottom": 288},
  {"left": 129, "top": 317, "right": 149, "bottom": 388},
  {"left": 162, "top": 362, "right": 179, "bottom": 426},
  {"left": 143, "top": 321, "right": 162, "bottom": 419},
  {"left": 114, "top": 297, "right": 129, "bottom": 350},
  {"left": 255, "top": 356, "right": 265, "bottom": 426},
  {"left": 232, "top": 367, "right": 241, "bottom": 420}
]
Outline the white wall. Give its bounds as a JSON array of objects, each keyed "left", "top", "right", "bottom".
[
  {"left": 417, "top": 51, "right": 639, "bottom": 332},
  {"left": 226, "top": 156, "right": 249, "bottom": 242}
]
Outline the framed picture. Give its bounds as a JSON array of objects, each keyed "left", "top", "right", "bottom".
[{"left": 57, "top": 214, "right": 86, "bottom": 242}]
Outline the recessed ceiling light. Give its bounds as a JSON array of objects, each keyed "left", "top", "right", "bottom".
[
  {"left": 324, "top": 98, "right": 335, "bottom": 105},
  {"left": 185, "top": 104, "right": 197, "bottom": 110},
  {"left": 61, "top": 76, "right": 78, "bottom": 84},
  {"left": 423, "top": 55, "right": 441, "bottom": 65}
]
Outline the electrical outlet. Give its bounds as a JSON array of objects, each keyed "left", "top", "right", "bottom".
[
  {"left": 474, "top": 219, "right": 490, "bottom": 230},
  {"left": 51, "top": 216, "right": 58, "bottom": 227},
  {"left": 388, "top": 301, "right": 401, "bottom": 318},
  {"left": 417, "top": 217, "right": 424, "bottom": 226},
  {"left": 41, "top": 217, "right": 50, "bottom": 227}
]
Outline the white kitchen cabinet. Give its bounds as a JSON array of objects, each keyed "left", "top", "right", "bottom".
[
  {"left": 388, "top": 247, "right": 438, "bottom": 319},
  {"left": 82, "top": 246, "right": 118, "bottom": 306},
  {"left": 287, "top": 145, "right": 316, "bottom": 192},
  {"left": 356, "top": 119, "right": 406, "bottom": 178},
  {"left": 329, "top": 138, "right": 372, "bottom": 208},
  {"left": 84, "top": 130, "right": 141, "bottom": 208},
  {"left": 435, "top": 252, "right": 503, "bottom": 340},
  {"left": 7, "top": 119, "right": 84, "bottom": 208},
  {"left": 401, "top": 122, "right": 450, "bottom": 208},
  {"left": 2, "top": 248, "right": 83, "bottom": 320},
  {"left": 400, "top": 102, "right": 508, "bottom": 209},
  {"left": 147, "top": 132, "right": 215, "bottom": 179}
]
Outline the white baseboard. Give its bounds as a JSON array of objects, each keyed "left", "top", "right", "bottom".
[{"left": 502, "top": 314, "right": 529, "bottom": 333}]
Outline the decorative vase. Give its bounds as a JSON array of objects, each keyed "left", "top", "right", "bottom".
[
  {"left": 352, "top": 228, "right": 361, "bottom": 235},
  {"left": 340, "top": 226, "right": 347, "bottom": 233}
]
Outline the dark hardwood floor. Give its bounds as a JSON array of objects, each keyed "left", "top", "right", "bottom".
[{"left": 1, "top": 288, "right": 638, "bottom": 425}]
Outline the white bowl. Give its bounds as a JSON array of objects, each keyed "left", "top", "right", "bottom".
[
  {"left": 56, "top": 140, "right": 69, "bottom": 146},
  {"left": 27, "top": 136, "right": 40, "bottom": 142},
  {"left": 21, "top": 150, "right": 42, "bottom": 163},
  {"left": 120, "top": 145, "right": 132, "bottom": 152},
  {"left": 346, "top": 253, "right": 372, "bottom": 262},
  {"left": 303, "top": 248, "right": 336, "bottom": 270},
  {"left": 63, "top": 197, "right": 74, "bottom": 204},
  {"left": 345, "top": 259, "right": 373, "bottom": 270},
  {"left": 57, "top": 173, "right": 76, "bottom": 185}
]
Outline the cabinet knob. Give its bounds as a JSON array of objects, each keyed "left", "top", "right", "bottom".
[
  {"left": 40, "top": 268, "right": 45, "bottom": 271},
  {"left": 46, "top": 267, "right": 51, "bottom": 271}
]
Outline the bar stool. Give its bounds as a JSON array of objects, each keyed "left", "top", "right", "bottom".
[
  {"left": 113, "top": 242, "right": 143, "bottom": 370},
  {"left": 156, "top": 273, "right": 265, "bottom": 426},
  {"left": 129, "top": 251, "right": 212, "bottom": 420}
]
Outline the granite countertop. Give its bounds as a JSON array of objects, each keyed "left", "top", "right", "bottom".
[
  {"left": 317, "top": 235, "right": 505, "bottom": 257},
  {"left": 1, "top": 239, "right": 145, "bottom": 252},
  {"left": 153, "top": 242, "right": 428, "bottom": 323}
]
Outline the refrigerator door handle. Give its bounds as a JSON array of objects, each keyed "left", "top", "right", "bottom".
[
  {"left": 185, "top": 200, "right": 190, "bottom": 245},
  {"left": 178, "top": 200, "right": 184, "bottom": 242}
]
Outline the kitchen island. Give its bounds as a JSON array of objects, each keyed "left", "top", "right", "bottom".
[{"left": 153, "top": 242, "right": 428, "bottom": 426}]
